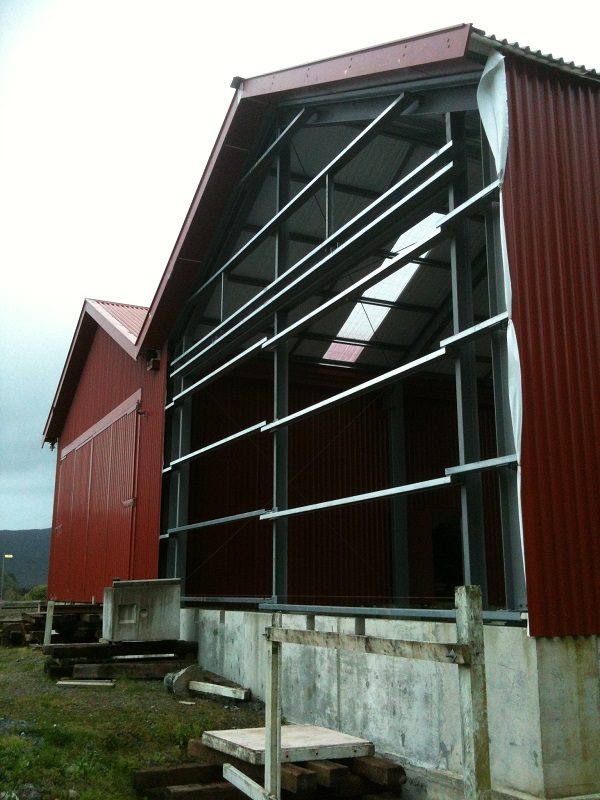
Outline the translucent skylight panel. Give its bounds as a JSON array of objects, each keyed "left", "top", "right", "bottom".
[{"left": 322, "top": 213, "right": 444, "bottom": 364}]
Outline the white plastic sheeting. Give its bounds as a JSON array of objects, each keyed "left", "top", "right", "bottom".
[{"left": 477, "top": 51, "right": 526, "bottom": 578}]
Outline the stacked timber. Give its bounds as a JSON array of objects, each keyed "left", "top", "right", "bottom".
[
  {"left": 42, "top": 639, "right": 197, "bottom": 680},
  {"left": 132, "top": 725, "right": 406, "bottom": 799},
  {"left": 0, "top": 603, "right": 102, "bottom": 646}
]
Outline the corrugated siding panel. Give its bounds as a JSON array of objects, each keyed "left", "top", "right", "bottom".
[
  {"left": 185, "top": 369, "right": 503, "bottom": 605},
  {"left": 48, "top": 452, "right": 75, "bottom": 600},
  {"left": 68, "top": 444, "right": 92, "bottom": 601},
  {"left": 105, "top": 411, "right": 137, "bottom": 584},
  {"left": 503, "top": 59, "right": 600, "bottom": 635},
  {"left": 85, "top": 429, "right": 111, "bottom": 598},
  {"left": 48, "top": 329, "right": 165, "bottom": 601},
  {"left": 185, "top": 367, "right": 392, "bottom": 603}
]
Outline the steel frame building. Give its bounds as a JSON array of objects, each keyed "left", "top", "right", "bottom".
[
  {"left": 44, "top": 24, "right": 600, "bottom": 797},
  {"left": 146, "top": 24, "right": 600, "bottom": 637}
]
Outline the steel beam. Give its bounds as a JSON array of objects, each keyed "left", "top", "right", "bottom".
[
  {"left": 172, "top": 159, "right": 454, "bottom": 375},
  {"left": 167, "top": 508, "right": 267, "bottom": 535},
  {"left": 167, "top": 420, "right": 266, "bottom": 469},
  {"left": 261, "top": 476, "right": 452, "bottom": 521},
  {"left": 239, "top": 107, "right": 309, "bottom": 187},
  {"left": 260, "top": 180, "right": 497, "bottom": 354},
  {"left": 257, "top": 602, "right": 524, "bottom": 623},
  {"left": 186, "top": 92, "right": 419, "bottom": 305},
  {"left": 262, "top": 348, "right": 446, "bottom": 433}
]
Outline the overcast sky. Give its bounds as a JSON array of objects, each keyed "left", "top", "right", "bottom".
[{"left": 0, "top": 0, "right": 597, "bottom": 531}]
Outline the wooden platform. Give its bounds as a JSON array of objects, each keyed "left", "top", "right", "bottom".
[{"left": 202, "top": 725, "right": 374, "bottom": 765}]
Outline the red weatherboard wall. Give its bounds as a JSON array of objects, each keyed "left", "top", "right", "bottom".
[
  {"left": 504, "top": 58, "right": 600, "bottom": 636},
  {"left": 47, "top": 327, "right": 166, "bottom": 601}
]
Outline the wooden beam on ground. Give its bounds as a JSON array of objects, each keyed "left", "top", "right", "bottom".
[
  {"left": 163, "top": 782, "right": 246, "bottom": 800},
  {"left": 42, "top": 639, "right": 196, "bottom": 659},
  {"left": 56, "top": 679, "right": 115, "bottom": 687},
  {"left": 187, "top": 741, "right": 316, "bottom": 796},
  {"left": 302, "top": 760, "right": 349, "bottom": 787},
  {"left": 346, "top": 756, "right": 407, "bottom": 787},
  {"left": 189, "top": 681, "right": 250, "bottom": 701},
  {"left": 317, "top": 774, "right": 370, "bottom": 798},
  {"left": 133, "top": 763, "right": 223, "bottom": 791},
  {"left": 74, "top": 660, "right": 194, "bottom": 680}
]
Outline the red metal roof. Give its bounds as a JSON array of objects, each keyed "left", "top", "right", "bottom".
[
  {"left": 43, "top": 298, "right": 148, "bottom": 445},
  {"left": 88, "top": 299, "right": 147, "bottom": 344}
]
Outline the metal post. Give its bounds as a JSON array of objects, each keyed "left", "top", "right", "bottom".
[
  {"left": 447, "top": 113, "right": 487, "bottom": 603},
  {"left": 481, "top": 128, "right": 527, "bottom": 611},
  {"left": 166, "top": 381, "right": 191, "bottom": 588},
  {"left": 265, "top": 611, "right": 282, "bottom": 800},
  {"left": 388, "top": 386, "right": 409, "bottom": 600},
  {"left": 272, "top": 144, "right": 290, "bottom": 603},
  {"left": 455, "top": 585, "right": 491, "bottom": 800}
]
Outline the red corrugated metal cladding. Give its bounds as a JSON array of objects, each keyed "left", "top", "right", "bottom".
[
  {"left": 47, "top": 326, "right": 166, "bottom": 602},
  {"left": 503, "top": 58, "right": 600, "bottom": 636},
  {"left": 185, "top": 364, "right": 504, "bottom": 606}
]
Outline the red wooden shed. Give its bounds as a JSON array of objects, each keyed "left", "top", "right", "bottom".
[{"left": 43, "top": 299, "right": 165, "bottom": 602}]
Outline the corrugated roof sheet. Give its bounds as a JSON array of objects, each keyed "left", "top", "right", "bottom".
[
  {"left": 88, "top": 299, "right": 148, "bottom": 344},
  {"left": 470, "top": 28, "right": 599, "bottom": 82}
]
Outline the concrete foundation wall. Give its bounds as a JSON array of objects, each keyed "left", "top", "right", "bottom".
[{"left": 190, "top": 609, "right": 600, "bottom": 800}]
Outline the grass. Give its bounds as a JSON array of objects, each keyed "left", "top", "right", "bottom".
[{"left": 0, "top": 646, "right": 263, "bottom": 800}]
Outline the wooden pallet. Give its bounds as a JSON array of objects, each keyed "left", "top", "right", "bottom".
[{"left": 132, "top": 738, "right": 406, "bottom": 799}]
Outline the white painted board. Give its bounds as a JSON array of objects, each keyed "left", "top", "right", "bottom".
[{"left": 202, "top": 724, "right": 374, "bottom": 765}]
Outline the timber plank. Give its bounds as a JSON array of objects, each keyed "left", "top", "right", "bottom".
[
  {"left": 302, "top": 760, "right": 349, "bottom": 787},
  {"left": 317, "top": 774, "right": 370, "bottom": 798},
  {"left": 42, "top": 640, "right": 196, "bottom": 659},
  {"left": 74, "top": 660, "right": 193, "bottom": 680},
  {"left": 188, "top": 681, "right": 250, "bottom": 701},
  {"left": 56, "top": 679, "right": 115, "bottom": 687},
  {"left": 202, "top": 725, "right": 373, "bottom": 765},
  {"left": 163, "top": 781, "right": 246, "bottom": 800},
  {"left": 347, "top": 756, "right": 406, "bottom": 787},
  {"left": 134, "top": 763, "right": 222, "bottom": 790},
  {"left": 186, "top": 741, "right": 316, "bottom": 795}
]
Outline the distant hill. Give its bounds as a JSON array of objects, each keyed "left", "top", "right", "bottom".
[{"left": 0, "top": 528, "right": 51, "bottom": 589}]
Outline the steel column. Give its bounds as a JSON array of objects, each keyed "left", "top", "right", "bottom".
[
  {"left": 272, "top": 146, "right": 290, "bottom": 602},
  {"left": 447, "top": 112, "right": 487, "bottom": 603},
  {"left": 481, "top": 129, "right": 527, "bottom": 611},
  {"left": 166, "top": 376, "right": 191, "bottom": 591}
]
